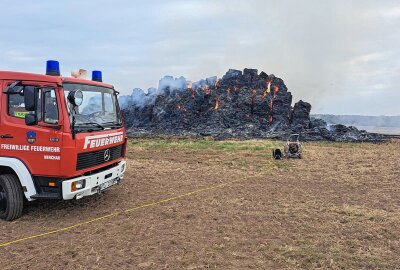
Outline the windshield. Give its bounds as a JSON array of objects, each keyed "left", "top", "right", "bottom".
[{"left": 63, "top": 83, "right": 121, "bottom": 129}]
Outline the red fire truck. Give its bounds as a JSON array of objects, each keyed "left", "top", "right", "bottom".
[{"left": 0, "top": 61, "right": 126, "bottom": 221}]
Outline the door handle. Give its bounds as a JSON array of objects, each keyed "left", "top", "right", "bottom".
[{"left": 0, "top": 134, "right": 14, "bottom": 139}]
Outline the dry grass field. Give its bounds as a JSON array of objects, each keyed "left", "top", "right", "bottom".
[{"left": 0, "top": 138, "right": 399, "bottom": 269}]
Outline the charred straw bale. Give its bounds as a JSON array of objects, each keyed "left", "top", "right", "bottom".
[{"left": 120, "top": 68, "right": 384, "bottom": 142}]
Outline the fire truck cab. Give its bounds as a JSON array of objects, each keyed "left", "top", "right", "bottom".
[{"left": 0, "top": 61, "right": 126, "bottom": 221}]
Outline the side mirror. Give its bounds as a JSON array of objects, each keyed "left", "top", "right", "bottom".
[
  {"left": 24, "top": 86, "right": 37, "bottom": 111},
  {"left": 25, "top": 113, "right": 37, "bottom": 126}
]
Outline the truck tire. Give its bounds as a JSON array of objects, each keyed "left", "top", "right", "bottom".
[{"left": 0, "top": 174, "right": 24, "bottom": 221}]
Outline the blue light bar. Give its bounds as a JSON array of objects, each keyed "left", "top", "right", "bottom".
[
  {"left": 92, "top": 70, "right": 102, "bottom": 82},
  {"left": 46, "top": 60, "right": 60, "bottom": 76}
]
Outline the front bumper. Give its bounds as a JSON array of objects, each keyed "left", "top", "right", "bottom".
[{"left": 62, "top": 161, "right": 126, "bottom": 200}]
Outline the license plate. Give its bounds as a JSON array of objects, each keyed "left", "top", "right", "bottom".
[{"left": 99, "top": 178, "right": 118, "bottom": 191}]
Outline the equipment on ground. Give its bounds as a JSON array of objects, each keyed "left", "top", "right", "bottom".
[
  {"left": 272, "top": 148, "right": 283, "bottom": 160},
  {"left": 284, "top": 134, "right": 303, "bottom": 159}
]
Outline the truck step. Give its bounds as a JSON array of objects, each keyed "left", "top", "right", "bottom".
[{"left": 30, "top": 193, "right": 62, "bottom": 200}]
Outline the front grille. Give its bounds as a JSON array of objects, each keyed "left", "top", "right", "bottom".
[{"left": 76, "top": 144, "right": 123, "bottom": 170}]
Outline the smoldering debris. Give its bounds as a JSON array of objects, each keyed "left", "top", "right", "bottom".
[{"left": 120, "top": 68, "right": 384, "bottom": 142}]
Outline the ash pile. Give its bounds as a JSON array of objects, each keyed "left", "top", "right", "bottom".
[{"left": 120, "top": 68, "right": 384, "bottom": 142}]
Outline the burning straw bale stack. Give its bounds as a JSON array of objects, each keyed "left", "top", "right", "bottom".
[{"left": 121, "top": 68, "right": 384, "bottom": 142}]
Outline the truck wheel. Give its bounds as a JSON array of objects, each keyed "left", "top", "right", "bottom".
[{"left": 0, "top": 174, "right": 24, "bottom": 221}]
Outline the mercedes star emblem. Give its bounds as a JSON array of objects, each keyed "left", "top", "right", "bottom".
[{"left": 104, "top": 149, "right": 111, "bottom": 161}]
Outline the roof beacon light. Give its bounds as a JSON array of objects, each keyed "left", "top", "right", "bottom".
[
  {"left": 46, "top": 60, "right": 60, "bottom": 76},
  {"left": 92, "top": 70, "right": 102, "bottom": 82}
]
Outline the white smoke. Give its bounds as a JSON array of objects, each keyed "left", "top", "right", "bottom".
[
  {"left": 119, "top": 87, "right": 158, "bottom": 109},
  {"left": 158, "top": 75, "right": 187, "bottom": 92},
  {"left": 119, "top": 75, "right": 219, "bottom": 109},
  {"left": 192, "top": 76, "right": 217, "bottom": 90}
]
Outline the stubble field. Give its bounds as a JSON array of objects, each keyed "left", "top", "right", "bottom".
[{"left": 0, "top": 138, "right": 399, "bottom": 269}]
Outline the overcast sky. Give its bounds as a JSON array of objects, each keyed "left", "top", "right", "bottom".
[{"left": 0, "top": 0, "right": 399, "bottom": 115}]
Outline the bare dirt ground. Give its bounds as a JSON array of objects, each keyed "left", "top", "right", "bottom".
[{"left": 0, "top": 138, "right": 399, "bottom": 269}]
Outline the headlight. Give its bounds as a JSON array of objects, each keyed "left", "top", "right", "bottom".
[{"left": 71, "top": 179, "right": 86, "bottom": 192}]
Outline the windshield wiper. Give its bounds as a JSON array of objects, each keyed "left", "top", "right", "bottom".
[
  {"left": 102, "top": 121, "right": 122, "bottom": 128},
  {"left": 75, "top": 122, "right": 105, "bottom": 130}
]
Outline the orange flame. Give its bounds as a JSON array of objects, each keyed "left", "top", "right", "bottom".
[
  {"left": 186, "top": 82, "right": 195, "bottom": 98},
  {"left": 263, "top": 80, "right": 271, "bottom": 97},
  {"left": 268, "top": 85, "right": 278, "bottom": 125},
  {"left": 273, "top": 85, "right": 279, "bottom": 96},
  {"left": 214, "top": 97, "right": 220, "bottom": 110}
]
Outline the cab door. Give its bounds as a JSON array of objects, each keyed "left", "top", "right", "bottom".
[{"left": 1, "top": 82, "right": 63, "bottom": 177}]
